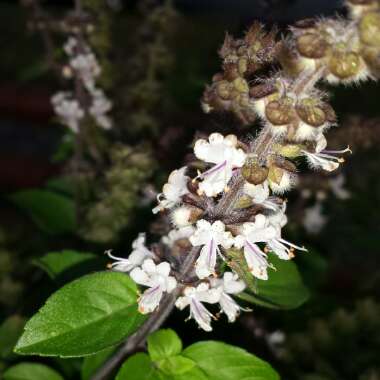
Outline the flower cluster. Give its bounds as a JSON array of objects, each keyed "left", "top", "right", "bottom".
[
  {"left": 51, "top": 36, "right": 112, "bottom": 132},
  {"left": 107, "top": 0, "right": 379, "bottom": 332}
]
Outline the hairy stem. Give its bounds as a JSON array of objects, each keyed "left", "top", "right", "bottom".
[
  {"left": 25, "top": 0, "right": 61, "bottom": 75},
  {"left": 90, "top": 247, "right": 200, "bottom": 380}
]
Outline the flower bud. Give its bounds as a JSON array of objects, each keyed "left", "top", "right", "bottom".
[
  {"left": 234, "top": 195, "right": 253, "bottom": 209},
  {"left": 216, "top": 80, "right": 232, "bottom": 100},
  {"left": 361, "top": 46, "right": 380, "bottom": 76},
  {"left": 359, "top": 12, "right": 380, "bottom": 46},
  {"left": 296, "top": 98, "right": 328, "bottom": 127},
  {"left": 277, "top": 144, "right": 303, "bottom": 158},
  {"left": 268, "top": 165, "right": 295, "bottom": 194},
  {"left": 327, "top": 51, "right": 365, "bottom": 81},
  {"left": 233, "top": 77, "right": 249, "bottom": 93},
  {"left": 346, "top": 0, "right": 379, "bottom": 19},
  {"left": 250, "top": 82, "right": 279, "bottom": 118},
  {"left": 296, "top": 33, "right": 329, "bottom": 59},
  {"left": 241, "top": 159, "right": 269, "bottom": 185},
  {"left": 238, "top": 57, "right": 248, "bottom": 75},
  {"left": 265, "top": 98, "right": 294, "bottom": 126}
]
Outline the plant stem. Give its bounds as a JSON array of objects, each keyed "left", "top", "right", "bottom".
[
  {"left": 90, "top": 247, "right": 200, "bottom": 380},
  {"left": 25, "top": 0, "right": 61, "bottom": 75}
]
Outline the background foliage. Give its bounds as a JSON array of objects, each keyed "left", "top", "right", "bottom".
[{"left": 0, "top": 0, "right": 379, "bottom": 379}]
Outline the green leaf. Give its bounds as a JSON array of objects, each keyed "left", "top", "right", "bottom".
[
  {"left": 183, "top": 341, "right": 280, "bottom": 380},
  {"left": 3, "top": 362, "right": 63, "bottom": 380},
  {"left": 148, "top": 329, "right": 182, "bottom": 361},
  {"left": 8, "top": 190, "right": 75, "bottom": 235},
  {"left": 227, "top": 249, "right": 309, "bottom": 309},
  {"left": 116, "top": 353, "right": 161, "bottom": 380},
  {"left": 15, "top": 272, "right": 146, "bottom": 357},
  {"left": 254, "top": 253, "right": 310, "bottom": 309},
  {"left": 118, "top": 333, "right": 279, "bottom": 380},
  {"left": 0, "top": 316, "right": 25, "bottom": 359},
  {"left": 45, "top": 177, "right": 75, "bottom": 197},
  {"left": 34, "top": 250, "right": 97, "bottom": 279},
  {"left": 158, "top": 355, "right": 195, "bottom": 375},
  {"left": 81, "top": 347, "right": 115, "bottom": 380},
  {"left": 51, "top": 132, "right": 75, "bottom": 163},
  {"left": 296, "top": 249, "right": 328, "bottom": 289}
]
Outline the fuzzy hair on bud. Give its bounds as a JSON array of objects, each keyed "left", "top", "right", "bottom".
[{"left": 171, "top": 205, "right": 203, "bottom": 228}]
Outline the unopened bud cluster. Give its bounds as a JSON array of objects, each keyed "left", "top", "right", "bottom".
[{"left": 107, "top": 0, "right": 378, "bottom": 332}]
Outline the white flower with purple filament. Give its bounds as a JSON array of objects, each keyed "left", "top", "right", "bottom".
[
  {"left": 244, "top": 180, "right": 280, "bottom": 211},
  {"left": 189, "top": 220, "right": 234, "bottom": 279},
  {"left": 234, "top": 214, "right": 276, "bottom": 280},
  {"left": 302, "top": 134, "right": 351, "bottom": 172},
  {"left": 153, "top": 166, "right": 190, "bottom": 214},
  {"left": 175, "top": 282, "right": 222, "bottom": 331},
  {"left": 130, "top": 259, "right": 177, "bottom": 314},
  {"left": 194, "top": 133, "right": 246, "bottom": 197},
  {"left": 106, "top": 233, "right": 154, "bottom": 272},
  {"left": 210, "top": 272, "right": 246, "bottom": 322},
  {"left": 266, "top": 215, "right": 307, "bottom": 261}
]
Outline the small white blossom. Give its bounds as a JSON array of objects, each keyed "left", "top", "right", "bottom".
[
  {"left": 211, "top": 272, "right": 246, "bottom": 322},
  {"left": 244, "top": 181, "right": 279, "bottom": 211},
  {"left": 89, "top": 89, "right": 113, "bottom": 129},
  {"left": 264, "top": 205, "right": 307, "bottom": 260},
  {"left": 234, "top": 215, "right": 276, "bottom": 280},
  {"left": 153, "top": 167, "right": 190, "bottom": 214},
  {"left": 175, "top": 283, "right": 222, "bottom": 331},
  {"left": 302, "top": 135, "right": 351, "bottom": 172},
  {"left": 303, "top": 201, "right": 327, "bottom": 234},
  {"left": 107, "top": 233, "right": 154, "bottom": 272},
  {"left": 329, "top": 174, "right": 351, "bottom": 200},
  {"left": 130, "top": 259, "right": 177, "bottom": 314},
  {"left": 161, "top": 226, "right": 195, "bottom": 247},
  {"left": 70, "top": 53, "right": 101, "bottom": 92},
  {"left": 51, "top": 92, "right": 84, "bottom": 133},
  {"left": 194, "top": 133, "right": 246, "bottom": 196},
  {"left": 266, "top": 202, "right": 288, "bottom": 230},
  {"left": 63, "top": 37, "right": 78, "bottom": 56},
  {"left": 190, "top": 220, "right": 234, "bottom": 279}
]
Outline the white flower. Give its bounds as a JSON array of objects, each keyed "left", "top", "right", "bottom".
[
  {"left": 263, "top": 204, "right": 307, "bottom": 259},
  {"left": 107, "top": 233, "right": 154, "bottom": 272},
  {"left": 194, "top": 133, "right": 246, "bottom": 196},
  {"left": 69, "top": 52, "right": 101, "bottom": 91},
  {"left": 51, "top": 92, "right": 84, "bottom": 133},
  {"left": 190, "top": 220, "right": 234, "bottom": 279},
  {"left": 303, "top": 201, "right": 327, "bottom": 234},
  {"left": 266, "top": 202, "right": 288, "bottom": 230},
  {"left": 175, "top": 283, "right": 221, "bottom": 331},
  {"left": 329, "top": 174, "right": 351, "bottom": 200},
  {"left": 153, "top": 167, "right": 189, "bottom": 214},
  {"left": 89, "top": 89, "right": 112, "bottom": 129},
  {"left": 266, "top": 237, "right": 307, "bottom": 260},
  {"left": 211, "top": 272, "right": 246, "bottom": 322},
  {"left": 302, "top": 135, "right": 351, "bottom": 172},
  {"left": 234, "top": 215, "right": 276, "bottom": 280},
  {"left": 63, "top": 37, "right": 78, "bottom": 56},
  {"left": 161, "top": 226, "right": 195, "bottom": 247},
  {"left": 244, "top": 181, "right": 279, "bottom": 211},
  {"left": 130, "top": 259, "right": 177, "bottom": 314}
]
